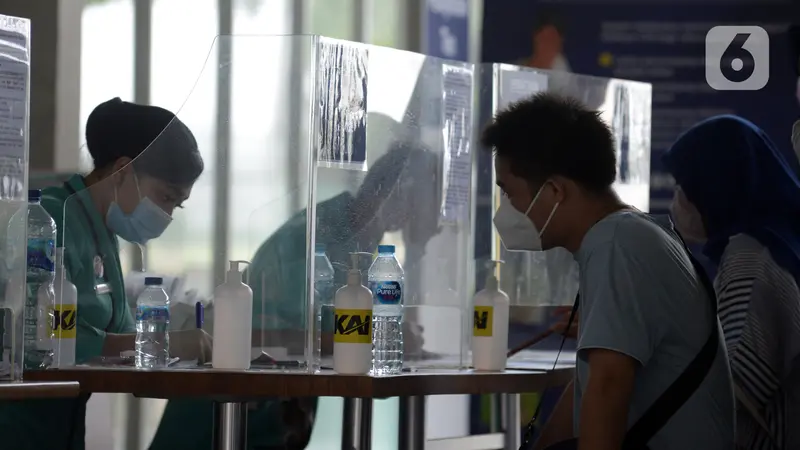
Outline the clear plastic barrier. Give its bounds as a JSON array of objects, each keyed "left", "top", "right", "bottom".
[
  {"left": 60, "top": 35, "right": 474, "bottom": 372},
  {"left": 312, "top": 39, "right": 474, "bottom": 370},
  {"left": 0, "top": 14, "right": 30, "bottom": 380},
  {"left": 480, "top": 64, "right": 652, "bottom": 327}
]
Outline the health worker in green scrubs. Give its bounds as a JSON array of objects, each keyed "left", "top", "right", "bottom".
[
  {"left": 151, "top": 131, "right": 441, "bottom": 450},
  {"left": 0, "top": 98, "right": 211, "bottom": 450}
]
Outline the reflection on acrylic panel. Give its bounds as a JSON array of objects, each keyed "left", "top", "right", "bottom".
[
  {"left": 314, "top": 43, "right": 473, "bottom": 369},
  {"left": 486, "top": 64, "right": 652, "bottom": 314}
]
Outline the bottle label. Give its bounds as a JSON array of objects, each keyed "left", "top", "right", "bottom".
[
  {"left": 473, "top": 306, "right": 493, "bottom": 337},
  {"left": 136, "top": 306, "right": 170, "bottom": 322},
  {"left": 370, "top": 281, "right": 402, "bottom": 305},
  {"left": 52, "top": 305, "right": 77, "bottom": 339},
  {"left": 333, "top": 308, "right": 372, "bottom": 344},
  {"left": 27, "top": 238, "right": 55, "bottom": 272}
]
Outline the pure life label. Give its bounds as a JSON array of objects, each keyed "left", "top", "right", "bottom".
[{"left": 371, "top": 281, "right": 402, "bottom": 305}]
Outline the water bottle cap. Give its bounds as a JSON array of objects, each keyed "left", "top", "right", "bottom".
[
  {"left": 28, "top": 189, "right": 41, "bottom": 202},
  {"left": 377, "top": 244, "right": 395, "bottom": 254},
  {"left": 144, "top": 277, "right": 163, "bottom": 286},
  {"left": 314, "top": 243, "right": 326, "bottom": 254}
]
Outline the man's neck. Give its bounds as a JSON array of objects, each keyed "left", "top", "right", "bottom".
[{"left": 563, "top": 192, "right": 630, "bottom": 253}]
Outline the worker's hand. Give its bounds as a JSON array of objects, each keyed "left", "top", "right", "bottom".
[
  {"left": 170, "top": 328, "right": 213, "bottom": 364},
  {"left": 550, "top": 307, "right": 578, "bottom": 339}
]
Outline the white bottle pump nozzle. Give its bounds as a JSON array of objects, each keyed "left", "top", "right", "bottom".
[
  {"left": 227, "top": 260, "right": 249, "bottom": 283},
  {"left": 484, "top": 259, "right": 503, "bottom": 290},
  {"left": 347, "top": 252, "right": 373, "bottom": 285}
]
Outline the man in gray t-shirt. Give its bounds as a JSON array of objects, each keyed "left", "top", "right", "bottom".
[
  {"left": 481, "top": 92, "right": 734, "bottom": 449},
  {"left": 574, "top": 211, "right": 733, "bottom": 449}
]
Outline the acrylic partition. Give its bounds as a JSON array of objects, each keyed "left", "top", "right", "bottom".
[
  {"left": 0, "top": 15, "right": 30, "bottom": 381},
  {"left": 477, "top": 64, "right": 652, "bottom": 363},
  {"left": 311, "top": 40, "right": 474, "bottom": 371},
  {"left": 59, "top": 35, "right": 474, "bottom": 375}
]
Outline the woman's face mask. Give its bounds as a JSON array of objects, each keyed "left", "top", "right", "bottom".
[
  {"left": 669, "top": 187, "right": 707, "bottom": 244},
  {"left": 106, "top": 172, "right": 173, "bottom": 245},
  {"left": 493, "top": 182, "right": 559, "bottom": 252}
]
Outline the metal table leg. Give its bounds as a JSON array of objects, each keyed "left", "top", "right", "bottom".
[
  {"left": 398, "top": 395, "right": 425, "bottom": 450},
  {"left": 342, "top": 397, "right": 373, "bottom": 450},
  {"left": 502, "top": 393, "right": 521, "bottom": 449},
  {"left": 212, "top": 402, "right": 248, "bottom": 450}
]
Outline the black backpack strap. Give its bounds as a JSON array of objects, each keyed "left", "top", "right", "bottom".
[
  {"left": 519, "top": 294, "right": 580, "bottom": 447},
  {"left": 622, "top": 234, "right": 719, "bottom": 448}
]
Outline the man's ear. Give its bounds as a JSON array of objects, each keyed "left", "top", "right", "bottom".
[{"left": 549, "top": 175, "right": 570, "bottom": 203}]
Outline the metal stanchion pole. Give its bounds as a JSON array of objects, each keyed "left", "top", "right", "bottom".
[
  {"left": 398, "top": 395, "right": 426, "bottom": 450},
  {"left": 341, "top": 398, "right": 373, "bottom": 450},
  {"left": 212, "top": 402, "right": 248, "bottom": 450},
  {"left": 502, "top": 393, "right": 521, "bottom": 449}
]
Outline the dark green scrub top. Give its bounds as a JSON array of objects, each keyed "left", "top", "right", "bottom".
[
  {"left": 0, "top": 174, "right": 133, "bottom": 450},
  {"left": 150, "top": 192, "right": 358, "bottom": 450}
]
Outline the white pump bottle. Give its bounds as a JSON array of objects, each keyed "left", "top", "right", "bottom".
[
  {"left": 472, "top": 260, "right": 510, "bottom": 371},
  {"left": 333, "top": 252, "right": 373, "bottom": 374},
  {"left": 52, "top": 247, "right": 77, "bottom": 368},
  {"left": 212, "top": 260, "right": 253, "bottom": 370}
]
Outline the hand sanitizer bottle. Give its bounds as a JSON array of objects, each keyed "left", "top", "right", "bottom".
[
  {"left": 212, "top": 260, "right": 253, "bottom": 370},
  {"left": 52, "top": 247, "right": 77, "bottom": 368},
  {"left": 333, "top": 252, "right": 373, "bottom": 374},
  {"left": 472, "top": 260, "right": 510, "bottom": 371}
]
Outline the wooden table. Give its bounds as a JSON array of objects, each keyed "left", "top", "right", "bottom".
[
  {"left": 28, "top": 364, "right": 573, "bottom": 450},
  {"left": 0, "top": 381, "right": 80, "bottom": 400}
]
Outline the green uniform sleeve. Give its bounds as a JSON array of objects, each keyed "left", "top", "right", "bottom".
[
  {"left": 247, "top": 218, "right": 310, "bottom": 333},
  {"left": 248, "top": 244, "right": 307, "bottom": 332},
  {"left": 119, "top": 298, "right": 136, "bottom": 333},
  {"left": 76, "top": 307, "right": 107, "bottom": 363}
]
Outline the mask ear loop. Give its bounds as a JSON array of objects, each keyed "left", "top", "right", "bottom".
[
  {"left": 539, "top": 202, "right": 559, "bottom": 237},
  {"left": 523, "top": 183, "right": 547, "bottom": 216},
  {"left": 132, "top": 171, "right": 143, "bottom": 201}
]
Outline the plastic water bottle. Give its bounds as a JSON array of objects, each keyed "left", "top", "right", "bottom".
[
  {"left": 369, "top": 244, "right": 404, "bottom": 375},
  {"left": 22, "top": 190, "right": 56, "bottom": 370},
  {"left": 314, "top": 243, "right": 335, "bottom": 368},
  {"left": 135, "top": 277, "right": 170, "bottom": 369}
]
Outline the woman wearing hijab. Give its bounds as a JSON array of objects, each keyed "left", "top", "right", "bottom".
[{"left": 664, "top": 115, "right": 800, "bottom": 449}]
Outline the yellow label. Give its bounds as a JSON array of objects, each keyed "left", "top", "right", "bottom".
[
  {"left": 473, "top": 306, "right": 493, "bottom": 337},
  {"left": 52, "top": 305, "right": 77, "bottom": 339},
  {"left": 334, "top": 309, "right": 372, "bottom": 344}
]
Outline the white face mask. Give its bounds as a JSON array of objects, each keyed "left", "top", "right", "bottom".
[
  {"left": 493, "top": 184, "right": 559, "bottom": 252},
  {"left": 669, "top": 187, "right": 706, "bottom": 244}
]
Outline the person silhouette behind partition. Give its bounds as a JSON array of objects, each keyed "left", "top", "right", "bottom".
[{"left": 150, "top": 129, "right": 442, "bottom": 450}]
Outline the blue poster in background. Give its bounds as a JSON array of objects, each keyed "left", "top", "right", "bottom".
[
  {"left": 424, "top": 0, "right": 469, "bottom": 61},
  {"left": 481, "top": 0, "right": 798, "bottom": 214}
]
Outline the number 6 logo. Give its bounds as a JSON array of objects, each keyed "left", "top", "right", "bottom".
[{"left": 706, "top": 26, "right": 770, "bottom": 91}]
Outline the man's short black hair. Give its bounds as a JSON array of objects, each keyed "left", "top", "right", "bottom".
[{"left": 481, "top": 92, "right": 616, "bottom": 193}]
